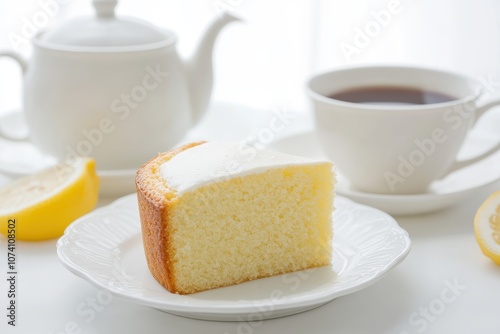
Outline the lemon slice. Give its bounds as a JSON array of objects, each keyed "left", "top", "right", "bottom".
[
  {"left": 0, "top": 158, "right": 99, "bottom": 241},
  {"left": 474, "top": 191, "right": 500, "bottom": 265}
]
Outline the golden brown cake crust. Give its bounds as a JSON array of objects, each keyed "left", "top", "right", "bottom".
[{"left": 135, "top": 142, "right": 205, "bottom": 294}]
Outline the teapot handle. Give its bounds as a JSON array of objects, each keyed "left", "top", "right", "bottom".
[{"left": 0, "top": 50, "right": 29, "bottom": 142}]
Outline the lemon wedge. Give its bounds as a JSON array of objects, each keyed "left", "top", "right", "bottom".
[
  {"left": 0, "top": 158, "right": 99, "bottom": 241},
  {"left": 474, "top": 191, "right": 500, "bottom": 265}
]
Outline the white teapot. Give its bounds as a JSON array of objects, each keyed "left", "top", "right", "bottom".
[{"left": 0, "top": 0, "right": 239, "bottom": 170}]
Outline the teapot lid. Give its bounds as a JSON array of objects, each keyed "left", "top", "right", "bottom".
[{"left": 40, "top": 0, "right": 171, "bottom": 48}]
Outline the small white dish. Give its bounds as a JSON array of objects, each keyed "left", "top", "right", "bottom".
[
  {"left": 0, "top": 135, "right": 137, "bottom": 197},
  {"left": 0, "top": 110, "right": 135, "bottom": 196},
  {"left": 0, "top": 102, "right": 271, "bottom": 197},
  {"left": 57, "top": 194, "right": 411, "bottom": 321},
  {"left": 269, "top": 131, "right": 500, "bottom": 215}
]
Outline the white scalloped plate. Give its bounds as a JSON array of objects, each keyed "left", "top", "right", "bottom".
[{"left": 57, "top": 194, "right": 411, "bottom": 321}]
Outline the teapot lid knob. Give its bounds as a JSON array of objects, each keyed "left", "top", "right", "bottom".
[{"left": 93, "top": 0, "right": 117, "bottom": 18}]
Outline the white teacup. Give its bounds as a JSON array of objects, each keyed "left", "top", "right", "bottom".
[{"left": 307, "top": 65, "right": 500, "bottom": 194}]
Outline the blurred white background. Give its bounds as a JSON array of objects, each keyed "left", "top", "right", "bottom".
[{"left": 0, "top": 0, "right": 499, "bottom": 114}]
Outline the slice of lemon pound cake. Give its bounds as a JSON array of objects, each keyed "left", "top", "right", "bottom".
[{"left": 136, "top": 141, "right": 334, "bottom": 294}]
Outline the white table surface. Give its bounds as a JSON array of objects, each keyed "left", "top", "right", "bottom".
[{"left": 1, "top": 103, "right": 500, "bottom": 334}]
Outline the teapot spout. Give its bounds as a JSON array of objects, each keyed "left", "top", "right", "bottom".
[{"left": 185, "top": 11, "right": 240, "bottom": 124}]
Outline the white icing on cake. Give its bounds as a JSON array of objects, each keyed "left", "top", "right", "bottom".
[{"left": 160, "top": 142, "right": 328, "bottom": 194}]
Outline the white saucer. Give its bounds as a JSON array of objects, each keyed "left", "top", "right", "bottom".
[
  {"left": 269, "top": 131, "right": 500, "bottom": 215},
  {"left": 0, "top": 131, "right": 139, "bottom": 197},
  {"left": 57, "top": 194, "right": 411, "bottom": 321},
  {"left": 0, "top": 102, "right": 273, "bottom": 197}
]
